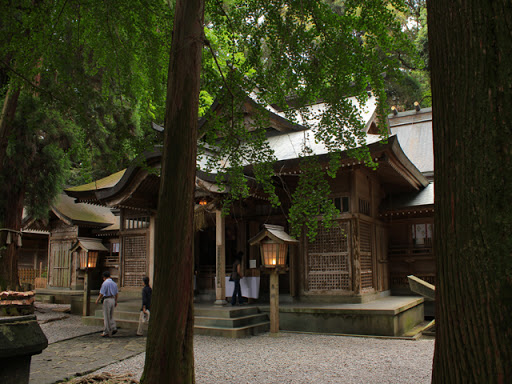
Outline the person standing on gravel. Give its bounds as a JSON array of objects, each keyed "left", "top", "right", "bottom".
[
  {"left": 136, "top": 276, "right": 152, "bottom": 336},
  {"left": 95, "top": 271, "right": 118, "bottom": 337}
]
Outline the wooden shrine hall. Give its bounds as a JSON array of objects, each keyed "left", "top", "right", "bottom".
[{"left": 59, "top": 99, "right": 435, "bottom": 337}]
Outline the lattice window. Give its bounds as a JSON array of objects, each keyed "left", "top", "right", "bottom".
[
  {"left": 124, "top": 216, "right": 150, "bottom": 230},
  {"left": 359, "top": 199, "right": 371, "bottom": 216},
  {"left": 360, "top": 221, "right": 373, "bottom": 290},
  {"left": 308, "top": 223, "right": 348, "bottom": 254},
  {"left": 307, "top": 222, "right": 351, "bottom": 291},
  {"left": 111, "top": 241, "right": 120, "bottom": 254},
  {"left": 123, "top": 235, "right": 147, "bottom": 287},
  {"left": 360, "top": 221, "right": 372, "bottom": 253},
  {"left": 412, "top": 223, "right": 434, "bottom": 246},
  {"left": 332, "top": 196, "right": 350, "bottom": 213}
]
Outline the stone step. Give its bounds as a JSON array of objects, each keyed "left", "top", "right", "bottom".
[
  {"left": 194, "top": 321, "right": 270, "bottom": 338},
  {"left": 116, "top": 301, "right": 142, "bottom": 309},
  {"left": 35, "top": 294, "right": 55, "bottom": 304},
  {"left": 82, "top": 316, "right": 140, "bottom": 330},
  {"left": 194, "top": 313, "right": 268, "bottom": 328},
  {"left": 94, "top": 309, "right": 140, "bottom": 321},
  {"left": 194, "top": 306, "right": 258, "bottom": 318}
]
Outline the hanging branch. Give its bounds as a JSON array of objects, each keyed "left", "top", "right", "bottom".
[{"left": 204, "top": 39, "right": 233, "bottom": 98}]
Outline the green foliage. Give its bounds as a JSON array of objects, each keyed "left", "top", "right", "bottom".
[
  {"left": 0, "top": 0, "right": 428, "bottom": 239},
  {"left": 0, "top": 0, "right": 171, "bottom": 207},
  {"left": 0, "top": 92, "right": 76, "bottom": 220},
  {"left": 385, "top": 0, "right": 430, "bottom": 110},
  {"left": 199, "top": 0, "right": 412, "bottom": 236},
  {"left": 288, "top": 148, "right": 339, "bottom": 241}
]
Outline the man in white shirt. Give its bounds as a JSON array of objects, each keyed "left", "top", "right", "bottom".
[{"left": 95, "top": 271, "right": 118, "bottom": 337}]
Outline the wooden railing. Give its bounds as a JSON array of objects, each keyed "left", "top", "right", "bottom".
[
  {"left": 196, "top": 265, "right": 216, "bottom": 291},
  {"left": 195, "top": 265, "right": 236, "bottom": 291},
  {"left": 388, "top": 244, "right": 434, "bottom": 260},
  {"left": 388, "top": 244, "right": 435, "bottom": 289}
]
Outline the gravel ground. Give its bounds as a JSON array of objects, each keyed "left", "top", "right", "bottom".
[
  {"left": 93, "top": 333, "right": 435, "bottom": 384},
  {"left": 35, "top": 303, "right": 102, "bottom": 344},
  {"left": 34, "top": 303, "right": 434, "bottom": 383}
]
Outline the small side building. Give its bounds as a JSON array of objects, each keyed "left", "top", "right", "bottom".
[{"left": 24, "top": 193, "right": 120, "bottom": 303}]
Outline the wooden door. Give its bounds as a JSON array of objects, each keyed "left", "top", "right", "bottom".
[{"left": 50, "top": 240, "right": 72, "bottom": 287}]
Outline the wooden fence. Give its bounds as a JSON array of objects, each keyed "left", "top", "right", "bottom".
[{"left": 19, "top": 268, "right": 48, "bottom": 288}]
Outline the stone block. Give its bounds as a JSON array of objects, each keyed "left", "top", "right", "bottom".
[
  {"left": 408, "top": 275, "right": 435, "bottom": 300},
  {"left": 0, "top": 315, "right": 48, "bottom": 384}
]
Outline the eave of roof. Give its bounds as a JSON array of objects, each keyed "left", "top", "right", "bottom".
[
  {"left": 243, "top": 135, "right": 428, "bottom": 191},
  {"left": 198, "top": 95, "right": 308, "bottom": 136},
  {"left": 249, "top": 224, "right": 299, "bottom": 245},
  {"left": 66, "top": 169, "right": 127, "bottom": 192},
  {"left": 50, "top": 193, "right": 118, "bottom": 228},
  {"left": 388, "top": 108, "right": 433, "bottom": 174},
  {"left": 70, "top": 237, "right": 108, "bottom": 252},
  {"left": 380, "top": 182, "right": 434, "bottom": 212},
  {"left": 66, "top": 148, "right": 162, "bottom": 207}
]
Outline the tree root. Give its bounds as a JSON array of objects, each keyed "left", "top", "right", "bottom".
[{"left": 67, "top": 372, "right": 139, "bottom": 383}]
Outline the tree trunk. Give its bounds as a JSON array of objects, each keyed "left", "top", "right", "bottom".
[
  {"left": 0, "top": 87, "right": 21, "bottom": 175},
  {"left": 428, "top": 1, "right": 512, "bottom": 383},
  {"left": 0, "top": 186, "right": 24, "bottom": 290},
  {"left": 140, "top": 0, "right": 204, "bottom": 383}
]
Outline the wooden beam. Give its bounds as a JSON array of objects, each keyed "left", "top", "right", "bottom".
[
  {"left": 83, "top": 270, "right": 90, "bottom": 316},
  {"left": 269, "top": 269, "right": 279, "bottom": 334},
  {"left": 214, "top": 210, "right": 226, "bottom": 304}
]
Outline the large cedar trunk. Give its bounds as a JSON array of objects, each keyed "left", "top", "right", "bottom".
[
  {"left": 0, "top": 87, "right": 22, "bottom": 290},
  {"left": 140, "top": 0, "right": 204, "bottom": 383},
  {"left": 429, "top": 1, "right": 512, "bottom": 383},
  {"left": 0, "top": 87, "right": 20, "bottom": 176},
  {"left": 0, "top": 186, "right": 24, "bottom": 290}
]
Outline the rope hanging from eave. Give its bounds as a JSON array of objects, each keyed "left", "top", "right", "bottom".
[
  {"left": 0, "top": 228, "right": 23, "bottom": 247},
  {"left": 194, "top": 209, "right": 207, "bottom": 232}
]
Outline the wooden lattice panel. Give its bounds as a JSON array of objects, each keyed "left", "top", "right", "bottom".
[
  {"left": 360, "top": 221, "right": 373, "bottom": 290},
  {"left": 308, "top": 271, "right": 351, "bottom": 291},
  {"left": 308, "top": 223, "right": 348, "bottom": 253},
  {"left": 361, "top": 255, "right": 373, "bottom": 289},
  {"left": 307, "top": 222, "right": 351, "bottom": 291},
  {"left": 123, "top": 235, "right": 147, "bottom": 287}
]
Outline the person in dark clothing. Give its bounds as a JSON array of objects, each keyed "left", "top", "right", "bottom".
[
  {"left": 230, "top": 252, "right": 244, "bottom": 306},
  {"left": 137, "top": 276, "right": 152, "bottom": 336}
]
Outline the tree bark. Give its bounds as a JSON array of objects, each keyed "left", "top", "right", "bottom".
[
  {"left": 0, "top": 87, "right": 21, "bottom": 174},
  {"left": 140, "top": 0, "right": 204, "bottom": 383},
  {"left": 0, "top": 186, "right": 24, "bottom": 290},
  {"left": 428, "top": 1, "right": 512, "bottom": 383}
]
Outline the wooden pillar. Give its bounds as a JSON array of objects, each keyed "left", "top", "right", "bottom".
[
  {"left": 83, "top": 269, "right": 90, "bottom": 316},
  {"left": 269, "top": 269, "right": 279, "bottom": 334},
  {"left": 352, "top": 217, "right": 361, "bottom": 295},
  {"left": 214, "top": 210, "right": 226, "bottom": 304},
  {"left": 148, "top": 215, "right": 156, "bottom": 286},
  {"left": 289, "top": 245, "right": 297, "bottom": 297},
  {"left": 236, "top": 221, "right": 247, "bottom": 275}
]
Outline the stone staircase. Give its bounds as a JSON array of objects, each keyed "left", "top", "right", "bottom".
[
  {"left": 82, "top": 300, "right": 141, "bottom": 330},
  {"left": 194, "top": 305, "right": 269, "bottom": 338},
  {"left": 82, "top": 301, "right": 270, "bottom": 338}
]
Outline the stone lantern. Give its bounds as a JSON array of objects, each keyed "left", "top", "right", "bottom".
[
  {"left": 0, "top": 291, "right": 48, "bottom": 384},
  {"left": 249, "top": 224, "right": 298, "bottom": 334},
  {"left": 71, "top": 238, "right": 107, "bottom": 316}
]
